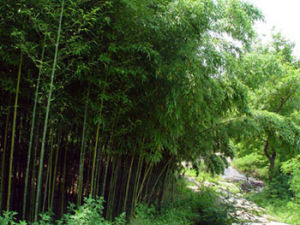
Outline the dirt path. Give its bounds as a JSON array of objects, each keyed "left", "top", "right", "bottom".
[
  {"left": 221, "top": 166, "right": 289, "bottom": 225},
  {"left": 185, "top": 168, "right": 289, "bottom": 225}
]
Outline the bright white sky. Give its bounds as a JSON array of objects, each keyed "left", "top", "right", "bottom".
[{"left": 246, "top": 0, "right": 300, "bottom": 58}]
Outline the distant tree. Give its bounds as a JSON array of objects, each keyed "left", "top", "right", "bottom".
[{"left": 232, "top": 35, "right": 300, "bottom": 179}]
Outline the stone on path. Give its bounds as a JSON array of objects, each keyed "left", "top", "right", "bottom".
[{"left": 184, "top": 172, "right": 289, "bottom": 225}]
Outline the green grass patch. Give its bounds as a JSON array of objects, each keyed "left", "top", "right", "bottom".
[
  {"left": 232, "top": 153, "right": 269, "bottom": 180},
  {"left": 245, "top": 190, "right": 300, "bottom": 225}
]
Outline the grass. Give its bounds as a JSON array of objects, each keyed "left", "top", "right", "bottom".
[
  {"left": 185, "top": 168, "right": 241, "bottom": 194},
  {"left": 131, "top": 177, "right": 239, "bottom": 225},
  {"left": 130, "top": 167, "right": 260, "bottom": 225},
  {"left": 233, "top": 155, "right": 300, "bottom": 225},
  {"left": 231, "top": 154, "right": 269, "bottom": 180},
  {"left": 185, "top": 168, "right": 222, "bottom": 184},
  {"left": 245, "top": 188, "right": 300, "bottom": 225}
]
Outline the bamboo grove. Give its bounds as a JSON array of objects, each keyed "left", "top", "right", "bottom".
[{"left": 0, "top": 0, "right": 262, "bottom": 222}]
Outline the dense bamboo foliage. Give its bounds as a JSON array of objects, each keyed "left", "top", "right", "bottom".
[{"left": 0, "top": 0, "right": 269, "bottom": 222}]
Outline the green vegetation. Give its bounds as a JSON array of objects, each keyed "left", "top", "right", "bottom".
[
  {"left": 0, "top": 0, "right": 299, "bottom": 224},
  {"left": 0, "top": 178, "right": 241, "bottom": 225},
  {"left": 234, "top": 153, "right": 300, "bottom": 224},
  {"left": 0, "top": 197, "right": 127, "bottom": 225},
  {"left": 232, "top": 153, "right": 269, "bottom": 179},
  {"left": 231, "top": 33, "right": 300, "bottom": 225},
  {"left": 244, "top": 183, "right": 300, "bottom": 225},
  {"left": 132, "top": 181, "right": 237, "bottom": 225}
]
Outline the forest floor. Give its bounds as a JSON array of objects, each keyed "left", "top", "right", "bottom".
[{"left": 185, "top": 166, "right": 290, "bottom": 225}]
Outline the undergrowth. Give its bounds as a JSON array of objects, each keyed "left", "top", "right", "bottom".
[
  {"left": 0, "top": 197, "right": 126, "bottom": 225},
  {"left": 1, "top": 177, "right": 241, "bottom": 225},
  {"left": 234, "top": 155, "right": 300, "bottom": 225},
  {"left": 131, "top": 178, "right": 239, "bottom": 225},
  {"left": 245, "top": 178, "right": 300, "bottom": 225},
  {"left": 232, "top": 153, "right": 269, "bottom": 179}
]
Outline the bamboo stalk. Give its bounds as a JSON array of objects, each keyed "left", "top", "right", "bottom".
[
  {"left": 95, "top": 144, "right": 105, "bottom": 196},
  {"left": 23, "top": 44, "right": 45, "bottom": 218},
  {"left": 30, "top": 121, "right": 40, "bottom": 221},
  {"left": 34, "top": 0, "right": 65, "bottom": 221},
  {"left": 101, "top": 156, "right": 110, "bottom": 197},
  {"left": 60, "top": 135, "right": 68, "bottom": 216},
  {"left": 101, "top": 118, "right": 117, "bottom": 198},
  {"left": 122, "top": 155, "right": 134, "bottom": 212},
  {"left": 137, "top": 162, "right": 153, "bottom": 202},
  {"left": 0, "top": 103, "right": 11, "bottom": 212},
  {"left": 90, "top": 123, "right": 100, "bottom": 197},
  {"left": 129, "top": 155, "right": 143, "bottom": 220},
  {"left": 106, "top": 156, "right": 120, "bottom": 220},
  {"left": 90, "top": 77, "right": 106, "bottom": 197},
  {"left": 107, "top": 166, "right": 115, "bottom": 220},
  {"left": 42, "top": 136, "right": 52, "bottom": 212},
  {"left": 77, "top": 90, "right": 89, "bottom": 206},
  {"left": 6, "top": 52, "right": 23, "bottom": 211},
  {"left": 50, "top": 134, "right": 60, "bottom": 209},
  {"left": 86, "top": 140, "right": 93, "bottom": 195},
  {"left": 143, "top": 168, "right": 152, "bottom": 202},
  {"left": 105, "top": 157, "right": 114, "bottom": 220},
  {"left": 43, "top": 129, "right": 54, "bottom": 211},
  {"left": 158, "top": 165, "right": 170, "bottom": 210},
  {"left": 147, "top": 160, "right": 170, "bottom": 205},
  {"left": 111, "top": 158, "right": 121, "bottom": 218},
  {"left": 42, "top": 161, "right": 50, "bottom": 212}
]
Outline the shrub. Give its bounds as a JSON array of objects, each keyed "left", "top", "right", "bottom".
[
  {"left": 232, "top": 153, "right": 268, "bottom": 179},
  {"left": 1, "top": 197, "right": 126, "bottom": 225},
  {"left": 57, "top": 197, "right": 126, "bottom": 225}
]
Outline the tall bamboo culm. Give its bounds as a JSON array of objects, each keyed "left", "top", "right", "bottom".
[
  {"left": 90, "top": 123, "right": 100, "bottom": 197},
  {"left": 0, "top": 97, "right": 11, "bottom": 212},
  {"left": 34, "top": 0, "right": 65, "bottom": 221},
  {"left": 22, "top": 45, "right": 45, "bottom": 219},
  {"left": 77, "top": 90, "right": 89, "bottom": 206},
  {"left": 6, "top": 52, "right": 23, "bottom": 211}
]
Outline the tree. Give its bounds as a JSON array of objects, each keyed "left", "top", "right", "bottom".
[{"left": 233, "top": 35, "right": 300, "bottom": 179}]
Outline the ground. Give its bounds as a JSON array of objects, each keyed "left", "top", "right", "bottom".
[{"left": 185, "top": 166, "right": 290, "bottom": 225}]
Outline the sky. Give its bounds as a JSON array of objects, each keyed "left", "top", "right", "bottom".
[{"left": 246, "top": 0, "right": 300, "bottom": 58}]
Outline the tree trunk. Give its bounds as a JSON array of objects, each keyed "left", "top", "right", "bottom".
[{"left": 263, "top": 139, "right": 277, "bottom": 181}]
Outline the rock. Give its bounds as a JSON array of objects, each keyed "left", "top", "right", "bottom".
[{"left": 183, "top": 162, "right": 290, "bottom": 225}]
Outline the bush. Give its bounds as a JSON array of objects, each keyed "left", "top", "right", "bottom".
[
  {"left": 58, "top": 197, "right": 126, "bottom": 225},
  {"left": 0, "top": 197, "right": 126, "bottom": 225},
  {"left": 245, "top": 178, "right": 300, "bottom": 225},
  {"left": 232, "top": 153, "right": 269, "bottom": 179},
  {"left": 1, "top": 179, "right": 240, "bottom": 225},
  {"left": 0, "top": 211, "right": 27, "bottom": 225},
  {"left": 234, "top": 153, "right": 300, "bottom": 224},
  {"left": 281, "top": 155, "right": 300, "bottom": 203}
]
